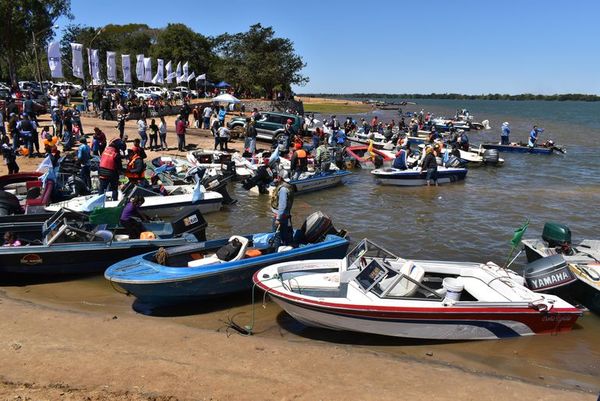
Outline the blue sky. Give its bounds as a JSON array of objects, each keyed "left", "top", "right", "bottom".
[{"left": 56, "top": 0, "right": 600, "bottom": 94}]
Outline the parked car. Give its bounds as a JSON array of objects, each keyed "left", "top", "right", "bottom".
[
  {"left": 227, "top": 111, "right": 304, "bottom": 142},
  {"left": 51, "top": 82, "right": 81, "bottom": 96},
  {"left": 104, "top": 87, "right": 129, "bottom": 100},
  {"left": 134, "top": 87, "right": 153, "bottom": 100},
  {"left": 145, "top": 86, "right": 166, "bottom": 97},
  {"left": 173, "top": 86, "right": 193, "bottom": 99}
]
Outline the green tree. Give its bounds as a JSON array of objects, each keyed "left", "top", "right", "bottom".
[{"left": 0, "top": 0, "right": 72, "bottom": 86}]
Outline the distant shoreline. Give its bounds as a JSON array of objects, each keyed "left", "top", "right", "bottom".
[{"left": 299, "top": 93, "right": 600, "bottom": 102}]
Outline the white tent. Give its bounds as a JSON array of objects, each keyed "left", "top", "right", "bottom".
[{"left": 212, "top": 94, "right": 240, "bottom": 103}]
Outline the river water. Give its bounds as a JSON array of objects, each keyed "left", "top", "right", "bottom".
[{"left": 2, "top": 99, "right": 599, "bottom": 393}]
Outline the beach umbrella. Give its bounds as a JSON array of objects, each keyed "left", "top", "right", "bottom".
[
  {"left": 215, "top": 81, "right": 231, "bottom": 88},
  {"left": 212, "top": 93, "right": 240, "bottom": 103}
]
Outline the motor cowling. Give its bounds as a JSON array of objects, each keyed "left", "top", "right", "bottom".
[
  {"left": 542, "top": 222, "right": 571, "bottom": 248},
  {"left": 296, "top": 211, "right": 346, "bottom": 244},
  {"left": 482, "top": 149, "right": 499, "bottom": 164},
  {"left": 523, "top": 254, "right": 577, "bottom": 292}
]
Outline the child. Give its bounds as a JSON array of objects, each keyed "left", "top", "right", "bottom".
[{"left": 3, "top": 232, "right": 21, "bottom": 247}]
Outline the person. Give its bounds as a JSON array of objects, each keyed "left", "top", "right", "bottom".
[
  {"left": 244, "top": 117, "right": 257, "bottom": 154},
  {"left": 76, "top": 136, "right": 91, "bottom": 190},
  {"left": 501, "top": 122, "right": 510, "bottom": 145},
  {"left": 217, "top": 106, "right": 227, "bottom": 125},
  {"left": 176, "top": 115, "right": 186, "bottom": 152},
  {"left": 1, "top": 135, "right": 19, "bottom": 174},
  {"left": 192, "top": 105, "right": 200, "bottom": 128},
  {"left": 457, "top": 130, "right": 469, "bottom": 151},
  {"left": 290, "top": 142, "right": 308, "bottom": 180},
  {"left": 217, "top": 124, "right": 231, "bottom": 151},
  {"left": 137, "top": 117, "right": 147, "bottom": 149},
  {"left": 421, "top": 146, "right": 438, "bottom": 186},
  {"left": 92, "top": 127, "right": 107, "bottom": 156},
  {"left": 528, "top": 125, "right": 543, "bottom": 147},
  {"left": 270, "top": 173, "right": 294, "bottom": 249},
  {"left": 158, "top": 116, "right": 168, "bottom": 150},
  {"left": 148, "top": 118, "right": 159, "bottom": 151},
  {"left": 3, "top": 232, "right": 21, "bottom": 247},
  {"left": 131, "top": 138, "right": 147, "bottom": 160},
  {"left": 81, "top": 88, "right": 88, "bottom": 111},
  {"left": 314, "top": 140, "right": 331, "bottom": 172},
  {"left": 119, "top": 195, "right": 148, "bottom": 239},
  {"left": 202, "top": 104, "right": 212, "bottom": 129},
  {"left": 180, "top": 101, "right": 191, "bottom": 126},
  {"left": 392, "top": 148, "right": 407, "bottom": 170},
  {"left": 17, "top": 114, "right": 36, "bottom": 158},
  {"left": 98, "top": 138, "right": 124, "bottom": 200},
  {"left": 116, "top": 113, "right": 126, "bottom": 140},
  {"left": 125, "top": 146, "right": 146, "bottom": 186}
]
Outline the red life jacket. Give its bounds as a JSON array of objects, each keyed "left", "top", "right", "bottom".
[{"left": 99, "top": 146, "right": 118, "bottom": 172}]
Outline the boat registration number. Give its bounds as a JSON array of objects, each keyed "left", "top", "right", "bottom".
[{"left": 184, "top": 214, "right": 199, "bottom": 226}]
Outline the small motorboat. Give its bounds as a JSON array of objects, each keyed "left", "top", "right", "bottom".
[
  {"left": 522, "top": 222, "right": 600, "bottom": 313},
  {"left": 254, "top": 239, "right": 582, "bottom": 340},
  {"left": 345, "top": 146, "right": 393, "bottom": 169},
  {"left": 0, "top": 207, "right": 207, "bottom": 276},
  {"left": 481, "top": 141, "right": 565, "bottom": 155},
  {"left": 347, "top": 131, "right": 395, "bottom": 150},
  {"left": 371, "top": 166, "right": 467, "bottom": 186},
  {"left": 187, "top": 150, "right": 254, "bottom": 178},
  {"left": 46, "top": 182, "right": 224, "bottom": 219},
  {"left": 105, "top": 211, "right": 350, "bottom": 306}
]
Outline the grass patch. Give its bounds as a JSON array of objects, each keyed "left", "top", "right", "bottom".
[{"left": 303, "top": 102, "right": 372, "bottom": 115}]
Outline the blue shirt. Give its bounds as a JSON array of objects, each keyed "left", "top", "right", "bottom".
[
  {"left": 277, "top": 186, "right": 290, "bottom": 217},
  {"left": 77, "top": 143, "right": 91, "bottom": 166},
  {"left": 502, "top": 126, "right": 510, "bottom": 137},
  {"left": 218, "top": 110, "right": 227, "bottom": 121}
]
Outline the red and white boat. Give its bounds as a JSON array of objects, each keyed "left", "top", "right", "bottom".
[
  {"left": 345, "top": 146, "right": 394, "bottom": 169},
  {"left": 254, "top": 239, "right": 583, "bottom": 341}
]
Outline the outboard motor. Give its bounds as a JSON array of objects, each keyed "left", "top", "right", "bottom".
[
  {"left": 169, "top": 208, "right": 208, "bottom": 241},
  {"left": 202, "top": 171, "right": 237, "bottom": 205},
  {"left": 293, "top": 211, "right": 347, "bottom": 244},
  {"left": 542, "top": 222, "right": 572, "bottom": 248},
  {"left": 444, "top": 155, "right": 463, "bottom": 168},
  {"left": 482, "top": 149, "right": 500, "bottom": 165},
  {"left": 241, "top": 165, "right": 274, "bottom": 194},
  {"left": 523, "top": 254, "right": 577, "bottom": 292}
]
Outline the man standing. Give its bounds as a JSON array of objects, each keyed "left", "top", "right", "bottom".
[
  {"left": 176, "top": 115, "right": 186, "bottom": 152},
  {"left": 202, "top": 105, "right": 212, "bottom": 129},
  {"left": 98, "top": 138, "right": 124, "bottom": 200},
  {"left": 270, "top": 172, "right": 294, "bottom": 249},
  {"left": 501, "top": 122, "right": 510, "bottom": 145},
  {"left": 420, "top": 146, "right": 438, "bottom": 187},
  {"left": 77, "top": 136, "right": 91, "bottom": 190},
  {"left": 17, "top": 114, "right": 35, "bottom": 158},
  {"left": 290, "top": 142, "right": 308, "bottom": 180},
  {"left": 244, "top": 117, "right": 257, "bottom": 154},
  {"left": 81, "top": 88, "right": 89, "bottom": 111},
  {"left": 528, "top": 125, "right": 543, "bottom": 147}
]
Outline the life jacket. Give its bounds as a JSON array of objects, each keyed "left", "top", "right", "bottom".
[
  {"left": 270, "top": 182, "right": 294, "bottom": 215},
  {"left": 292, "top": 149, "right": 308, "bottom": 171},
  {"left": 125, "top": 154, "right": 145, "bottom": 180},
  {"left": 19, "top": 119, "right": 33, "bottom": 133},
  {"left": 99, "top": 146, "right": 118, "bottom": 177}
]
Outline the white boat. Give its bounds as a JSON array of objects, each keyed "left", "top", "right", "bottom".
[
  {"left": 254, "top": 239, "right": 582, "bottom": 340},
  {"left": 249, "top": 168, "right": 351, "bottom": 196},
  {"left": 187, "top": 150, "right": 254, "bottom": 178},
  {"left": 371, "top": 166, "right": 467, "bottom": 186},
  {"left": 46, "top": 185, "right": 223, "bottom": 219}
]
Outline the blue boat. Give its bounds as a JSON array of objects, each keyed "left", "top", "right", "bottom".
[
  {"left": 481, "top": 143, "right": 564, "bottom": 155},
  {"left": 104, "top": 212, "right": 350, "bottom": 306}
]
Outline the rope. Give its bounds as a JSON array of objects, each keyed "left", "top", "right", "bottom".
[{"left": 155, "top": 247, "right": 168, "bottom": 265}]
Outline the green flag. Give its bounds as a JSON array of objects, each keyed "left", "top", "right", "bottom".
[{"left": 510, "top": 220, "right": 529, "bottom": 247}]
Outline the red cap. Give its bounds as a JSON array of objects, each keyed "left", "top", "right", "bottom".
[{"left": 287, "top": 119, "right": 293, "bottom": 124}]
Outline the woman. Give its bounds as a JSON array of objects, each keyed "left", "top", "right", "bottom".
[
  {"left": 158, "top": 116, "right": 168, "bottom": 150},
  {"left": 148, "top": 118, "right": 159, "bottom": 151},
  {"left": 137, "top": 118, "right": 147, "bottom": 149},
  {"left": 420, "top": 146, "right": 438, "bottom": 187},
  {"left": 92, "top": 127, "right": 107, "bottom": 156}
]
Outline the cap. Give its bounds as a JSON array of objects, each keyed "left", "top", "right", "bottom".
[{"left": 287, "top": 119, "right": 293, "bottom": 124}]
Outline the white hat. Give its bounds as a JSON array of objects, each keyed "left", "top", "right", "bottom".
[{"left": 502, "top": 122, "right": 509, "bottom": 126}]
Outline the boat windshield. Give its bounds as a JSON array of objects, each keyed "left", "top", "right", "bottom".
[{"left": 346, "top": 239, "right": 399, "bottom": 270}]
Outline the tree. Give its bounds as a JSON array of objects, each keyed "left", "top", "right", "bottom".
[
  {"left": 214, "top": 24, "right": 308, "bottom": 98},
  {"left": 0, "top": 0, "right": 72, "bottom": 86}
]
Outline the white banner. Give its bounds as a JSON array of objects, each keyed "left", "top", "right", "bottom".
[
  {"left": 121, "top": 54, "right": 131, "bottom": 83},
  {"left": 143, "top": 57, "right": 152, "bottom": 83},
  {"left": 151, "top": 59, "right": 164, "bottom": 84},
  {"left": 186, "top": 71, "right": 195, "bottom": 82},
  {"left": 165, "top": 61, "right": 173, "bottom": 83},
  {"left": 70, "top": 43, "right": 84, "bottom": 79},
  {"left": 175, "top": 62, "right": 182, "bottom": 84},
  {"left": 90, "top": 49, "right": 101, "bottom": 82},
  {"left": 196, "top": 73, "right": 206, "bottom": 81},
  {"left": 106, "top": 51, "right": 117, "bottom": 82},
  {"left": 182, "top": 61, "right": 189, "bottom": 82},
  {"left": 135, "top": 54, "right": 144, "bottom": 81},
  {"left": 47, "top": 41, "right": 63, "bottom": 78}
]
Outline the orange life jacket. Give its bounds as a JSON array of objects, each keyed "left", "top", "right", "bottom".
[{"left": 125, "top": 154, "right": 145, "bottom": 180}]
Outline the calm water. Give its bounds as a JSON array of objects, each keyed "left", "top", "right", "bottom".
[{"left": 2, "top": 99, "right": 599, "bottom": 393}]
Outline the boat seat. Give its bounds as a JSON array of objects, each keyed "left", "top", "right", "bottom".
[
  {"left": 186, "top": 235, "right": 249, "bottom": 267},
  {"left": 381, "top": 260, "right": 425, "bottom": 297}
]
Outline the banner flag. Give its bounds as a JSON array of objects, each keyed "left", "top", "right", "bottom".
[
  {"left": 70, "top": 43, "right": 84, "bottom": 79},
  {"left": 47, "top": 41, "right": 63, "bottom": 78},
  {"left": 122, "top": 54, "right": 131, "bottom": 83}
]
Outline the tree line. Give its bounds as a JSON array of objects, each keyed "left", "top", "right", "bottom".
[
  {"left": 301, "top": 93, "right": 600, "bottom": 102},
  {"left": 0, "top": 0, "right": 308, "bottom": 98}
]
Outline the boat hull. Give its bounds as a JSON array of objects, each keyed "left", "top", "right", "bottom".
[
  {"left": 292, "top": 171, "right": 351, "bottom": 193},
  {"left": 482, "top": 144, "right": 553, "bottom": 154},
  {"left": 372, "top": 168, "right": 467, "bottom": 186},
  {"left": 106, "top": 237, "right": 350, "bottom": 306}
]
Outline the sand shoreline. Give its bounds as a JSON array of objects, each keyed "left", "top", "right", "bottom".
[{"left": 0, "top": 293, "right": 595, "bottom": 401}]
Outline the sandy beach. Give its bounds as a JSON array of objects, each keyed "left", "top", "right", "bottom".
[{"left": 0, "top": 110, "right": 597, "bottom": 401}]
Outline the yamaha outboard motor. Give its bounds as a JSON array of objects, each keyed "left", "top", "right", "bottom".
[
  {"left": 241, "top": 165, "right": 273, "bottom": 194},
  {"left": 293, "top": 211, "right": 347, "bottom": 244},
  {"left": 482, "top": 149, "right": 500, "bottom": 165},
  {"left": 524, "top": 254, "right": 577, "bottom": 293},
  {"left": 201, "top": 171, "right": 237, "bottom": 205}
]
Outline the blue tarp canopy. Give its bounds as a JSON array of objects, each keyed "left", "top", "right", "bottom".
[{"left": 215, "top": 81, "right": 231, "bottom": 88}]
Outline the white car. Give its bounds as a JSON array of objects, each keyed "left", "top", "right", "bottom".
[
  {"left": 134, "top": 87, "right": 153, "bottom": 100},
  {"left": 52, "top": 82, "right": 81, "bottom": 96},
  {"left": 173, "top": 86, "right": 192, "bottom": 99},
  {"left": 145, "top": 86, "right": 166, "bottom": 97}
]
